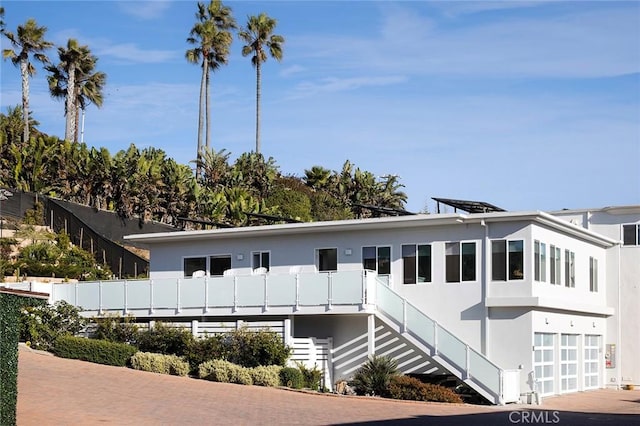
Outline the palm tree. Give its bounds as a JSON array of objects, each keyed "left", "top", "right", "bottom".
[
  {"left": 186, "top": 0, "right": 236, "bottom": 178},
  {"left": 238, "top": 13, "right": 284, "bottom": 154},
  {"left": 0, "top": 7, "right": 5, "bottom": 33},
  {"left": 46, "top": 39, "right": 106, "bottom": 142},
  {"left": 2, "top": 18, "right": 53, "bottom": 142}
]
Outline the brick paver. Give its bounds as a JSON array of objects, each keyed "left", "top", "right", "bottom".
[{"left": 17, "top": 346, "right": 640, "bottom": 425}]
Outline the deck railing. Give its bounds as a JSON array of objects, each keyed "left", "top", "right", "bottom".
[{"left": 50, "top": 270, "right": 375, "bottom": 314}]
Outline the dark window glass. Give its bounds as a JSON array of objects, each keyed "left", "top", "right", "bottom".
[
  {"left": 402, "top": 245, "right": 416, "bottom": 284},
  {"left": 534, "top": 240, "right": 541, "bottom": 281},
  {"left": 623, "top": 224, "right": 638, "bottom": 246},
  {"left": 492, "top": 240, "right": 506, "bottom": 281},
  {"left": 446, "top": 242, "right": 460, "bottom": 283},
  {"left": 184, "top": 257, "right": 206, "bottom": 278},
  {"left": 252, "top": 251, "right": 270, "bottom": 271},
  {"left": 417, "top": 245, "right": 431, "bottom": 283},
  {"left": 461, "top": 242, "right": 476, "bottom": 281},
  {"left": 318, "top": 248, "right": 337, "bottom": 271},
  {"left": 377, "top": 246, "right": 391, "bottom": 275},
  {"left": 210, "top": 255, "right": 231, "bottom": 276},
  {"left": 362, "top": 246, "right": 376, "bottom": 271},
  {"left": 509, "top": 240, "right": 524, "bottom": 280}
]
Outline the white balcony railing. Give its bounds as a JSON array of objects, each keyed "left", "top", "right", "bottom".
[{"left": 50, "top": 270, "right": 375, "bottom": 315}]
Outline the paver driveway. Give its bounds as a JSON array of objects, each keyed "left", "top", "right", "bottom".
[{"left": 17, "top": 346, "right": 640, "bottom": 425}]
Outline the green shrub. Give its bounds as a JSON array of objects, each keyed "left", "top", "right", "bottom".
[
  {"left": 388, "top": 375, "right": 463, "bottom": 403},
  {"left": 222, "top": 327, "right": 290, "bottom": 368},
  {"left": 53, "top": 335, "right": 137, "bottom": 367},
  {"left": 130, "top": 352, "right": 190, "bottom": 376},
  {"left": 250, "top": 365, "right": 282, "bottom": 387},
  {"left": 19, "top": 300, "right": 86, "bottom": 351},
  {"left": 135, "top": 322, "right": 194, "bottom": 356},
  {"left": 296, "top": 362, "right": 322, "bottom": 390},
  {"left": 184, "top": 335, "right": 224, "bottom": 374},
  {"left": 92, "top": 314, "right": 139, "bottom": 344},
  {"left": 198, "top": 359, "right": 253, "bottom": 385},
  {"left": 351, "top": 355, "right": 398, "bottom": 397},
  {"left": 1, "top": 291, "right": 47, "bottom": 426},
  {"left": 279, "top": 367, "right": 304, "bottom": 389}
]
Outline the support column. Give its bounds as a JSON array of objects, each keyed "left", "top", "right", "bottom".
[
  {"left": 367, "top": 314, "right": 375, "bottom": 357},
  {"left": 191, "top": 320, "right": 199, "bottom": 338},
  {"left": 284, "top": 316, "right": 293, "bottom": 347}
]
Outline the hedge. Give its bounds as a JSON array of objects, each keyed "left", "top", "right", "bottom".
[
  {"left": 130, "top": 352, "right": 190, "bottom": 376},
  {"left": 387, "top": 375, "right": 464, "bottom": 403},
  {"left": 0, "top": 292, "right": 47, "bottom": 426},
  {"left": 53, "top": 336, "right": 138, "bottom": 367}
]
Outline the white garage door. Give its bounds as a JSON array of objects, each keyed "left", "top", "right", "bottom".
[
  {"left": 560, "top": 334, "right": 578, "bottom": 393},
  {"left": 534, "top": 333, "right": 555, "bottom": 396},
  {"left": 584, "top": 335, "right": 600, "bottom": 390}
]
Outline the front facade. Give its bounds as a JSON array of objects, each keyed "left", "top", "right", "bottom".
[{"left": 44, "top": 207, "right": 639, "bottom": 404}]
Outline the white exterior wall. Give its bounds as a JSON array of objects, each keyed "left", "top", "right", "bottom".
[{"left": 553, "top": 207, "right": 640, "bottom": 388}]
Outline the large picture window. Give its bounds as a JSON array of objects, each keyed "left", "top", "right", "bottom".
[
  {"left": 362, "top": 246, "right": 391, "bottom": 275},
  {"left": 402, "top": 244, "right": 431, "bottom": 284},
  {"left": 446, "top": 242, "right": 475, "bottom": 282},
  {"left": 184, "top": 257, "right": 206, "bottom": 278},
  {"left": 317, "top": 248, "right": 337, "bottom": 272}
]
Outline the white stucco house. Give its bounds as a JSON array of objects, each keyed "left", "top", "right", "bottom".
[{"left": 38, "top": 202, "right": 639, "bottom": 405}]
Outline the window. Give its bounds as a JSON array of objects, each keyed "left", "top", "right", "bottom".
[
  {"left": 362, "top": 246, "right": 391, "bottom": 275},
  {"left": 550, "top": 245, "right": 561, "bottom": 285},
  {"left": 446, "top": 242, "right": 476, "bottom": 282},
  {"left": 491, "top": 240, "right": 523, "bottom": 281},
  {"left": 252, "top": 251, "right": 270, "bottom": 272},
  {"left": 402, "top": 244, "right": 431, "bottom": 284},
  {"left": 564, "top": 250, "right": 575, "bottom": 288},
  {"left": 491, "top": 240, "right": 506, "bottom": 281},
  {"left": 534, "top": 240, "right": 546, "bottom": 282},
  {"left": 210, "top": 255, "right": 231, "bottom": 276},
  {"left": 317, "top": 248, "right": 337, "bottom": 272},
  {"left": 623, "top": 224, "right": 640, "bottom": 246},
  {"left": 589, "top": 257, "right": 598, "bottom": 292},
  {"left": 184, "top": 257, "right": 206, "bottom": 278}
]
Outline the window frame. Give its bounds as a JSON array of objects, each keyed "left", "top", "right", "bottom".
[
  {"left": 550, "top": 245, "right": 562, "bottom": 285},
  {"left": 317, "top": 247, "right": 338, "bottom": 272},
  {"left": 534, "top": 240, "right": 547, "bottom": 282},
  {"left": 564, "top": 250, "right": 575, "bottom": 288},
  {"left": 589, "top": 256, "right": 598, "bottom": 292},
  {"left": 401, "top": 243, "right": 432, "bottom": 284},
  {"left": 362, "top": 245, "right": 391, "bottom": 275},
  {"left": 622, "top": 224, "right": 640, "bottom": 246},
  {"left": 251, "top": 250, "right": 271, "bottom": 272},
  {"left": 445, "top": 241, "right": 476, "bottom": 283},
  {"left": 183, "top": 256, "right": 206, "bottom": 278},
  {"left": 209, "top": 254, "right": 232, "bottom": 277}
]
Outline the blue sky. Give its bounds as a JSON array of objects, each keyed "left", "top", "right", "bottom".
[{"left": 1, "top": 1, "right": 639, "bottom": 213}]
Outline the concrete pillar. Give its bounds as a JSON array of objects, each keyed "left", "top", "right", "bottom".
[
  {"left": 191, "top": 319, "right": 199, "bottom": 337},
  {"left": 367, "top": 314, "right": 375, "bottom": 357},
  {"left": 284, "top": 316, "right": 293, "bottom": 346}
]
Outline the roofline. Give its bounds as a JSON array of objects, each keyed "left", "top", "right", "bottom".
[
  {"left": 125, "top": 211, "right": 617, "bottom": 247},
  {"left": 550, "top": 205, "right": 640, "bottom": 215}
]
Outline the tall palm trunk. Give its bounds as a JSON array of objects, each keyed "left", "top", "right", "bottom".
[
  {"left": 205, "top": 65, "right": 211, "bottom": 150},
  {"left": 65, "top": 63, "right": 77, "bottom": 141},
  {"left": 20, "top": 58, "right": 30, "bottom": 142},
  {"left": 255, "top": 60, "right": 261, "bottom": 153},
  {"left": 196, "top": 59, "right": 207, "bottom": 178}
]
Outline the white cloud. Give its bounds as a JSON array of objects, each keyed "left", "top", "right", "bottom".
[
  {"left": 287, "top": 75, "right": 407, "bottom": 99},
  {"left": 116, "top": 1, "right": 172, "bottom": 20},
  {"left": 95, "top": 42, "right": 178, "bottom": 64},
  {"left": 280, "top": 64, "right": 306, "bottom": 77}
]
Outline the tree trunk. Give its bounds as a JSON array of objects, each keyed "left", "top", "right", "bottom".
[
  {"left": 205, "top": 65, "right": 211, "bottom": 150},
  {"left": 196, "top": 59, "right": 207, "bottom": 178},
  {"left": 65, "top": 63, "right": 77, "bottom": 142},
  {"left": 255, "top": 61, "right": 261, "bottom": 153},
  {"left": 20, "top": 59, "right": 30, "bottom": 142}
]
